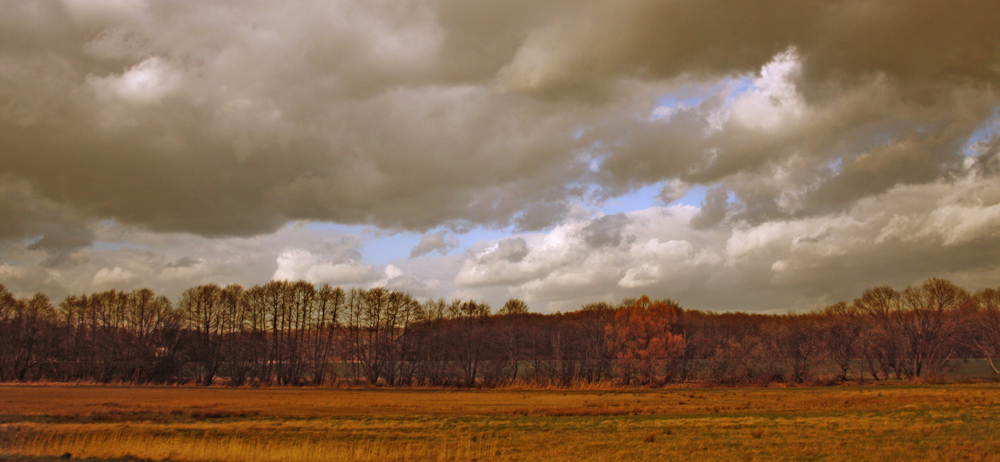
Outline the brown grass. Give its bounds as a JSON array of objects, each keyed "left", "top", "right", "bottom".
[{"left": 2, "top": 383, "right": 1000, "bottom": 461}]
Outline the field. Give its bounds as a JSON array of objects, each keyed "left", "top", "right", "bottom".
[{"left": 2, "top": 383, "right": 1000, "bottom": 461}]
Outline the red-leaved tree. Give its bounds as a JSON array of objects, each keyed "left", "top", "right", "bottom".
[{"left": 606, "top": 296, "right": 685, "bottom": 385}]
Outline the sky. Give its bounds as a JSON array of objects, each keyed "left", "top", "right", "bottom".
[{"left": 2, "top": 0, "right": 1000, "bottom": 313}]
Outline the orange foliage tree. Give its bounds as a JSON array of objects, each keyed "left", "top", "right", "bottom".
[{"left": 605, "top": 296, "right": 686, "bottom": 385}]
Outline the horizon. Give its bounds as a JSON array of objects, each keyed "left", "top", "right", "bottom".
[{"left": 0, "top": 275, "right": 990, "bottom": 318}]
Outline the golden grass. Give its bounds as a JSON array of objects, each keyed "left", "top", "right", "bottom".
[
  {"left": 2, "top": 383, "right": 1000, "bottom": 461},
  {"left": 14, "top": 428, "right": 498, "bottom": 462}
]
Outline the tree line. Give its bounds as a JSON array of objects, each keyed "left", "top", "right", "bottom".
[{"left": 1, "top": 277, "right": 999, "bottom": 387}]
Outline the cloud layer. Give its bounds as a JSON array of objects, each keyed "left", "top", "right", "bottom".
[
  {"left": 455, "top": 165, "right": 1000, "bottom": 312},
  {"left": 2, "top": 0, "right": 999, "bottom": 311}
]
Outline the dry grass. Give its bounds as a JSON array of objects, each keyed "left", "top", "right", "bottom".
[
  {"left": 11, "top": 428, "right": 497, "bottom": 462},
  {"left": 2, "top": 383, "right": 1000, "bottom": 461}
]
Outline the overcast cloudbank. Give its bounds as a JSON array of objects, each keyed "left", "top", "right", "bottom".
[{"left": 2, "top": 0, "right": 999, "bottom": 311}]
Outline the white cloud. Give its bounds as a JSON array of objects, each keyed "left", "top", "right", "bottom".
[
  {"left": 618, "top": 239, "right": 695, "bottom": 288},
  {"left": 93, "top": 266, "right": 137, "bottom": 285},
  {"left": 385, "top": 264, "right": 403, "bottom": 280},
  {"left": 447, "top": 169, "right": 1000, "bottom": 311},
  {"left": 454, "top": 207, "right": 711, "bottom": 304},
  {"left": 0, "top": 264, "right": 28, "bottom": 280},
  {"left": 88, "top": 57, "right": 183, "bottom": 105},
  {"left": 726, "top": 48, "right": 807, "bottom": 131},
  {"left": 273, "top": 249, "right": 374, "bottom": 285},
  {"left": 923, "top": 203, "right": 1000, "bottom": 246}
]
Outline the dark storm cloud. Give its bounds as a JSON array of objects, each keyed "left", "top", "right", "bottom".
[
  {"left": 499, "top": 0, "right": 1000, "bottom": 97},
  {"left": 3, "top": 0, "right": 998, "bottom": 241},
  {"left": 0, "top": 176, "right": 93, "bottom": 253},
  {"left": 0, "top": 0, "right": 593, "bottom": 239}
]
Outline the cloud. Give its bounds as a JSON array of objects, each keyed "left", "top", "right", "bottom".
[
  {"left": 410, "top": 231, "right": 459, "bottom": 257},
  {"left": 159, "top": 257, "right": 209, "bottom": 282},
  {"left": 273, "top": 249, "right": 375, "bottom": 285},
  {"left": 0, "top": 1, "right": 593, "bottom": 238},
  {"left": 498, "top": 1, "right": 1000, "bottom": 98},
  {"left": 581, "top": 213, "right": 631, "bottom": 248},
  {"left": 2, "top": 0, "right": 1000, "bottom": 313},
  {"left": 2, "top": 166, "right": 1000, "bottom": 313},
  {"left": 454, "top": 236, "right": 545, "bottom": 287},
  {"left": 0, "top": 221, "right": 372, "bottom": 301},
  {"left": 0, "top": 176, "right": 94, "bottom": 254},
  {"left": 93, "top": 266, "right": 137, "bottom": 286},
  {"left": 452, "top": 166, "right": 1000, "bottom": 312},
  {"left": 0, "top": 264, "right": 28, "bottom": 281},
  {"left": 617, "top": 239, "right": 697, "bottom": 289},
  {"left": 3, "top": 1, "right": 999, "bottom": 242},
  {"left": 88, "top": 56, "right": 184, "bottom": 106},
  {"left": 592, "top": 48, "right": 995, "bottom": 228}
]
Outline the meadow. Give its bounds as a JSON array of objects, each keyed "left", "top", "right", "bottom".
[{"left": 2, "top": 383, "right": 1000, "bottom": 461}]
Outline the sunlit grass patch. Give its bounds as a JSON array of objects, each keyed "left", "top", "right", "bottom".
[
  {"left": 12, "top": 428, "right": 500, "bottom": 462},
  {"left": 2, "top": 383, "right": 1000, "bottom": 461}
]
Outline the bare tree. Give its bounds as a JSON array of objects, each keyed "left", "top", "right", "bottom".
[
  {"left": 346, "top": 287, "right": 419, "bottom": 384},
  {"left": 499, "top": 299, "right": 529, "bottom": 315},
  {"left": 896, "top": 278, "right": 969, "bottom": 378},
  {"left": 855, "top": 279, "right": 969, "bottom": 379},
  {"left": 6, "top": 293, "right": 58, "bottom": 382},
  {"left": 409, "top": 299, "right": 454, "bottom": 386},
  {"left": 218, "top": 283, "right": 254, "bottom": 386},
  {"left": 310, "top": 284, "right": 345, "bottom": 385},
  {"left": 122, "top": 289, "right": 179, "bottom": 383},
  {"left": 963, "top": 287, "right": 1000, "bottom": 375},
  {"left": 0, "top": 285, "right": 20, "bottom": 380},
  {"left": 577, "top": 303, "right": 614, "bottom": 382},
  {"left": 494, "top": 311, "right": 533, "bottom": 383},
  {"left": 819, "top": 302, "right": 863, "bottom": 382},
  {"left": 854, "top": 286, "right": 905, "bottom": 379},
  {"left": 180, "top": 284, "right": 223, "bottom": 385},
  {"left": 242, "top": 284, "right": 271, "bottom": 384},
  {"left": 449, "top": 300, "right": 491, "bottom": 386},
  {"left": 773, "top": 315, "right": 824, "bottom": 384}
]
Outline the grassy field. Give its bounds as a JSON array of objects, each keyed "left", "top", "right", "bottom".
[{"left": 2, "top": 383, "right": 1000, "bottom": 461}]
